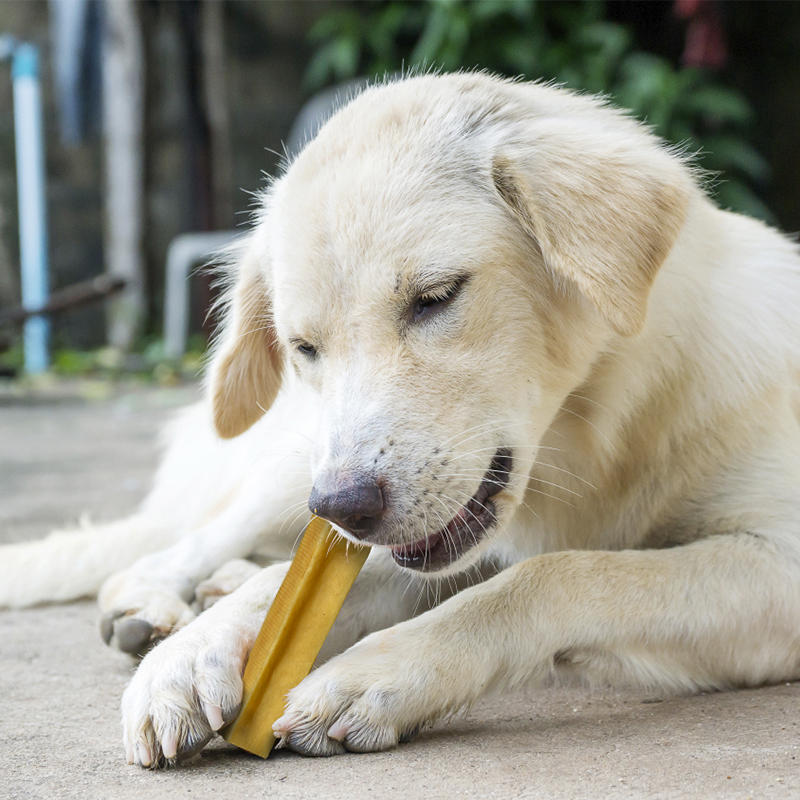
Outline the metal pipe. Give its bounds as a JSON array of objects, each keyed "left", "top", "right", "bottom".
[{"left": 12, "top": 42, "right": 50, "bottom": 374}]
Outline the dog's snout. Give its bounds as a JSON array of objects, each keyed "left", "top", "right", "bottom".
[{"left": 309, "top": 479, "right": 385, "bottom": 539}]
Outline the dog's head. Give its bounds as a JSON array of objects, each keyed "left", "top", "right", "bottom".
[{"left": 208, "top": 74, "right": 692, "bottom": 575}]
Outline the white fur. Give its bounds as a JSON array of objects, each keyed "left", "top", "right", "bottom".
[{"left": 3, "top": 73, "right": 800, "bottom": 767}]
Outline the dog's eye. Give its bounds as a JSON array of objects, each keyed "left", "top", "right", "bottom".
[
  {"left": 411, "top": 279, "right": 465, "bottom": 323},
  {"left": 295, "top": 341, "right": 318, "bottom": 359}
]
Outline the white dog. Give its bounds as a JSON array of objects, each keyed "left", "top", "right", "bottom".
[{"left": 3, "top": 72, "right": 800, "bottom": 768}]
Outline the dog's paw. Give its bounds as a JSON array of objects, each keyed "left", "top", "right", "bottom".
[
  {"left": 194, "top": 559, "right": 263, "bottom": 611},
  {"left": 121, "top": 614, "right": 248, "bottom": 768},
  {"left": 273, "top": 627, "right": 439, "bottom": 756},
  {"left": 99, "top": 570, "right": 196, "bottom": 656}
]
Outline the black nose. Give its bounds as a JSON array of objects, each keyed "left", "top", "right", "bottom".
[{"left": 308, "top": 479, "right": 385, "bottom": 539}]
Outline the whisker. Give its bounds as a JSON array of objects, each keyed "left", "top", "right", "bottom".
[
  {"left": 430, "top": 496, "right": 461, "bottom": 565},
  {"left": 525, "top": 488, "right": 577, "bottom": 508},
  {"left": 441, "top": 420, "right": 537, "bottom": 453},
  {"left": 448, "top": 468, "right": 583, "bottom": 499},
  {"left": 437, "top": 419, "right": 531, "bottom": 450},
  {"left": 276, "top": 499, "right": 309, "bottom": 522},
  {"left": 534, "top": 461, "right": 597, "bottom": 490},
  {"left": 568, "top": 392, "right": 612, "bottom": 415},
  {"left": 233, "top": 323, "right": 274, "bottom": 341},
  {"left": 284, "top": 509, "right": 313, "bottom": 553},
  {"left": 438, "top": 491, "right": 493, "bottom": 552},
  {"left": 508, "top": 496, "right": 540, "bottom": 522},
  {"left": 445, "top": 465, "right": 536, "bottom": 485},
  {"left": 445, "top": 444, "right": 565, "bottom": 463},
  {"left": 557, "top": 407, "right": 618, "bottom": 455}
]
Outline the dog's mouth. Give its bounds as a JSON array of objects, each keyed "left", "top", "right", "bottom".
[{"left": 390, "top": 448, "right": 513, "bottom": 572}]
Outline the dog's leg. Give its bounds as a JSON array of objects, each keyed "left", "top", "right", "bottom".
[
  {"left": 0, "top": 402, "right": 242, "bottom": 610},
  {"left": 98, "top": 474, "right": 312, "bottom": 655},
  {"left": 0, "top": 514, "right": 180, "bottom": 608},
  {"left": 120, "top": 547, "right": 426, "bottom": 766},
  {"left": 98, "top": 383, "right": 320, "bottom": 654},
  {"left": 272, "top": 532, "right": 800, "bottom": 755}
]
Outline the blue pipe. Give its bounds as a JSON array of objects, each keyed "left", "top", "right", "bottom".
[{"left": 12, "top": 43, "right": 50, "bottom": 374}]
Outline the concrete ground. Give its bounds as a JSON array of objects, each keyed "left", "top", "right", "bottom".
[{"left": 0, "top": 381, "right": 798, "bottom": 800}]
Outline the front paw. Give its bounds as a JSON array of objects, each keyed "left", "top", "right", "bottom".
[
  {"left": 121, "top": 615, "right": 248, "bottom": 768},
  {"left": 274, "top": 628, "right": 441, "bottom": 757},
  {"left": 99, "top": 570, "right": 196, "bottom": 656}
]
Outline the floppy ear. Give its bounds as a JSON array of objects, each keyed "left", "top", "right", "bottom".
[
  {"left": 207, "top": 245, "right": 283, "bottom": 439},
  {"left": 491, "top": 132, "right": 691, "bottom": 336}
]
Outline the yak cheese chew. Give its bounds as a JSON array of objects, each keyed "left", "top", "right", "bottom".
[{"left": 221, "top": 515, "right": 369, "bottom": 757}]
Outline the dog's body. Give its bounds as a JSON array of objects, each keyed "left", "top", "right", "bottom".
[{"left": 2, "top": 73, "right": 800, "bottom": 766}]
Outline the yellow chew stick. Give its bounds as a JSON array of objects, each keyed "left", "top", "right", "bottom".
[{"left": 222, "top": 515, "right": 369, "bottom": 757}]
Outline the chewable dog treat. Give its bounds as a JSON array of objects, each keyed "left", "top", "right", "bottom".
[{"left": 222, "top": 516, "right": 369, "bottom": 757}]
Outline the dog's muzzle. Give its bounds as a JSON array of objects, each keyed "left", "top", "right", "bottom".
[{"left": 390, "top": 447, "right": 513, "bottom": 572}]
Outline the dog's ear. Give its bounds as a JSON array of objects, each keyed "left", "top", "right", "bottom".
[
  {"left": 208, "top": 246, "right": 283, "bottom": 439},
  {"left": 491, "top": 135, "right": 691, "bottom": 336}
]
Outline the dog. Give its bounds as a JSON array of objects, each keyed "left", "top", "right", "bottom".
[{"left": 2, "top": 72, "right": 800, "bottom": 768}]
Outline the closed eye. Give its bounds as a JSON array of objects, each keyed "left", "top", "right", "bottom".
[
  {"left": 410, "top": 276, "right": 468, "bottom": 323},
  {"left": 290, "top": 338, "right": 318, "bottom": 359}
]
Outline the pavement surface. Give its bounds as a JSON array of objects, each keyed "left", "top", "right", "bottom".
[{"left": 1, "top": 380, "right": 799, "bottom": 800}]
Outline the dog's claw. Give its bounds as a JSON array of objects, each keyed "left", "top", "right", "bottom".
[
  {"left": 115, "top": 618, "right": 156, "bottom": 655},
  {"left": 100, "top": 610, "right": 123, "bottom": 644},
  {"left": 98, "top": 570, "right": 197, "bottom": 654},
  {"left": 161, "top": 731, "right": 177, "bottom": 760},
  {"left": 137, "top": 741, "right": 152, "bottom": 767},
  {"left": 203, "top": 701, "right": 225, "bottom": 731}
]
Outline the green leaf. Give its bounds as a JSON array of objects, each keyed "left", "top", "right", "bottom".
[
  {"left": 53, "top": 349, "right": 96, "bottom": 375},
  {"left": 501, "top": 32, "right": 544, "bottom": 76},
  {"left": 712, "top": 180, "right": 776, "bottom": 223},
  {"left": 410, "top": 3, "right": 451, "bottom": 65},
  {"left": 701, "top": 135, "right": 770, "bottom": 183},
  {"left": 681, "top": 86, "right": 754, "bottom": 127},
  {"left": 472, "top": 0, "right": 533, "bottom": 23},
  {"left": 576, "top": 20, "right": 631, "bottom": 64},
  {"left": 303, "top": 39, "right": 360, "bottom": 93},
  {"left": 308, "top": 9, "right": 363, "bottom": 43}
]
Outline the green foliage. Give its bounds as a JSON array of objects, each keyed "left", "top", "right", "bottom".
[
  {"left": 305, "top": 0, "right": 772, "bottom": 221},
  {"left": 0, "top": 340, "right": 205, "bottom": 383},
  {"left": 0, "top": 338, "right": 23, "bottom": 373}
]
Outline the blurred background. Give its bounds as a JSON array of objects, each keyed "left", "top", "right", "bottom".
[{"left": 0, "top": 0, "right": 799, "bottom": 384}]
